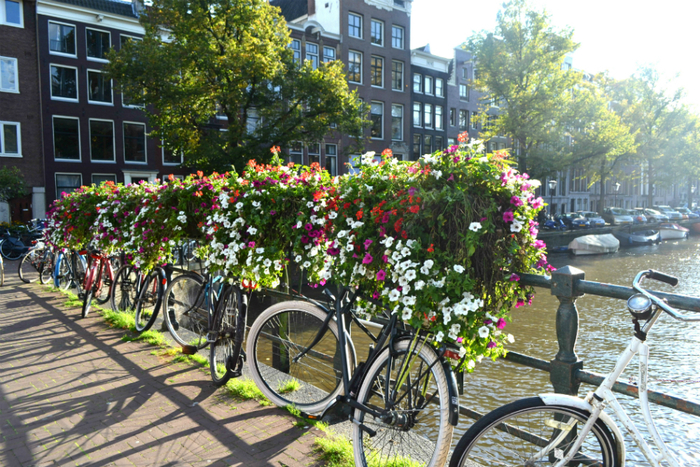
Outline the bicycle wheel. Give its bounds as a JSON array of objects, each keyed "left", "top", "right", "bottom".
[
  {"left": 81, "top": 287, "right": 93, "bottom": 318},
  {"left": 210, "top": 284, "right": 243, "bottom": 387},
  {"left": 133, "top": 268, "right": 165, "bottom": 333},
  {"left": 56, "top": 255, "right": 72, "bottom": 291},
  {"left": 163, "top": 273, "right": 208, "bottom": 348},
  {"left": 40, "top": 251, "right": 54, "bottom": 285},
  {"left": 449, "top": 397, "right": 617, "bottom": 467},
  {"left": 111, "top": 265, "right": 139, "bottom": 313},
  {"left": 92, "top": 261, "right": 112, "bottom": 305},
  {"left": 0, "top": 256, "right": 4, "bottom": 286},
  {"left": 247, "top": 301, "right": 352, "bottom": 413},
  {"left": 19, "top": 249, "right": 42, "bottom": 283},
  {"left": 0, "top": 238, "right": 23, "bottom": 261}
]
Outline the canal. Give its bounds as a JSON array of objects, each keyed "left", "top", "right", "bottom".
[{"left": 456, "top": 235, "right": 700, "bottom": 465}]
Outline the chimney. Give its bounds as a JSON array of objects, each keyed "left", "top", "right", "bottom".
[{"left": 308, "top": 0, "right": 315, "bottom": 16}]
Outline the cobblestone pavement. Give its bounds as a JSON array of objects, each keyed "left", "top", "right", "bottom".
[{"left": 0, "top": 269, "right": 324, "bottom": 467}]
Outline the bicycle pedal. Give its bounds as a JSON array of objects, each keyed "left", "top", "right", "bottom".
[
  {"left": 168, "top": 308, "right": 179, "bottom": 331},
  {"left": 181, "top": 345, "right": 198, "bottom": 355}
]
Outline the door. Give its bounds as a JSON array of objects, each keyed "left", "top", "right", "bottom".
[{"left": 9, "top": 195, "right": 32, "bottom": 223}]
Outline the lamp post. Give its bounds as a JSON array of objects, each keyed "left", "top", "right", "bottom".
[
  {"left": 548, "top": 179, "right": 558, "bottom": 218},
  {"left": 614, "top": 182, "right": 621, "bottom": 208}
]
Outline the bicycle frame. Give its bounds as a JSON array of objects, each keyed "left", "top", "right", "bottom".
[{"left": 83, "top": 252, "right": 116, "bottom": 297}]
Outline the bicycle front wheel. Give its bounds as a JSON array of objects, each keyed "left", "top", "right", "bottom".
[
  {"left": 19, "top": 249, "right": 42, "bottom": 283},
  {"left": 1, "top": 238, "right": 23, "bottom": 261},
  {"left": 448, "top": 397, "right": 617, "bottom": 467},
  {"left": 92, "top": 261, "right": 111, "bottom": 305},
  {"left": 163, "top": 273, "right": 208, "bottom": 348},
  {"left": 40, "top": 251, "right": 54, "bottom": 285},
  {"left": 352, "top": 339, "right": 453, "bottom": 467},
  {"left": 210, "top": 284, "right": 243, "bottom": 387},
  {"left": 133, "top": 268, "right": 165, "bottom": 333},
  {"left": 111, "top": 265, "right": 138, "bottom": 313}
]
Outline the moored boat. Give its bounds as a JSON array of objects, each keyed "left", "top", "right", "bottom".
[
  {"left": 568, "top": 234, "right": 620, "bottom": 256},
  {"left": 658, "top": 223, "right": 690, "bottom": 240},
  {"left": 612, "top": 229, "right": 661, "bottom": 246}
]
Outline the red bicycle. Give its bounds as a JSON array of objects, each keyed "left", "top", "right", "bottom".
[{"left": 80, "top": 249, "right": 119, "bottom": 318}]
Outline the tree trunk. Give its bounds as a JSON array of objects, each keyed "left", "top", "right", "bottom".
[{"left": 647, "top": 159, "right": 655, "bottom": 208}]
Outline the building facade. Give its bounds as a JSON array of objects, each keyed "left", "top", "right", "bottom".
[{"left": 410, "top": 45, "right": 449, "bottom": 159}]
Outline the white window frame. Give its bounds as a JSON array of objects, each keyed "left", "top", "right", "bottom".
[
  {"left": 0, "top": 56, "right": 19, "bottom": 93},
  {"left": 288, "top": 141, "right": 303, "bottom": 165},
  {"left": 290, "top": 39, "right": 301, "bottom": 64},
  {"left": 370, "top": 101, "right": 383, "bottom": 140},
  {"left": 52, "top": 115, "right": 81, "bottom": 162},
  {"left": 370, "top": 55, "right": 383, "bottom": 88},
  {"left": 348, "top": 50, "right": 362, "bottom": 84},
  {"left": 435, "top": 105, "right": 443, "bottom": 130},
  {"left": 424, "top": 103, "right": 432, "bottom": 129},
  {"left": 123, "top": 121, "right": 147, "bottom": 165},
  {"left": 391, "top": 104, "right": 403, "bottom": 141},
  {"left": 86, "top": 27, "right": 111, "bottom": 62},
  {"left": 323, "top": 46, "right": 336, "bottom": 63},
  {"left": 55, "top": 172, "right": 82, "bottom": 200},
  {"left": 435, "top": 78, "right": 444, "bottom": 97},
  {"left": 91, "top": 173, "right": 117, "bottom": 185},
  {"left": 87, "top": 69, "right": 113, "bottom": 105},
  {"left": 48, "top": 20, "right": 77, "bottom": 58},
  {"left": 324, "top": 144, "right": 337, "bottom": 176},
  {"left": 391, "top": 60, "right": 403, "bottom": 91},
  {"left": 413, "top": 102, "right": 421, "bottom": 127},
  {"left": 391, "top": 25, "right": 404, "bottom": 49},
  {"left": 471, "top": 111, "right": 478, "bottom": 129},
  {"left": 123, "top": 171, "right": 157, "bottom": 185},
  {"left": 50, "top": 63, "right": 79, "bottom": 102},
  {"left": 370, "top": 19, "right": 383, "bottom": 46},
  {"left": 306, "top": 42, "right": 319, "bottom": 69},
  {"left": 88, "top": 118, "right": 116, "bottom": 163},
  {"left": 348, "top": 12, "right": 362, "bottom": 39},
  {"left": 424, "top": 76, "right": 433, "bottom": 95},
  {"left": 161, "top": 141, "right": 183, "bottom": 166},
  {"left": 119, "top": 34, "right": 142, "bottom": 48},
  {"left": 1, "top": 0, "right": 23, "bottom": 27},
  {"left": 0, "top": 121, "right": 21, "bottom": 157},
  {"left": 459, "top": 83, "right": 468, "bottom": 100},
  {"left": 413, "top": 73, "right": 421, "bottom": 93}
]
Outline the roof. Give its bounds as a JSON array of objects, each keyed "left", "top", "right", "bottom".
[
  {"left": 53, "top": 0, "right": 138, "bottom": 18},
  {"left": 270, "top": 0, "right": 308, "bottom": 22}
]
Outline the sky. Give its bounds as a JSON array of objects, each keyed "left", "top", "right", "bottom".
[{"left": 410, "top": 0, "right": 700, "bottom": 110}]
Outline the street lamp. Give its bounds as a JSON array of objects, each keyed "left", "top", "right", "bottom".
[
  {"left": 613, "top": 182, "right": 621, "bottom": 208},
  {"left": 548, "top": 179, "right": 558, "bottom": 218}
]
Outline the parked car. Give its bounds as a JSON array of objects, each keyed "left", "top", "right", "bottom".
[
  {"left": 602, "top": 207, "right": 634, "bottom": 225},
  {"left": 673, "top": 207, "right": 699, "bottom": 219},
  {"left": 640, "top": 208, "right": 669, "bottom": 223},
  {"left": 559, "top": 212, "right": 590, "bottom": 230},
  {"left": 576, "top": 211, "right": 606, "bottom": 228},
  {"left": 626, "top": 209, "right": 647, "bottom": 224},
  {"left": 655, "top": 205, "right": 684, "bottom": 221}
]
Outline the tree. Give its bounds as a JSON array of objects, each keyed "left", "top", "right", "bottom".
[
  {"left": 0, "top": 166, "right": 28, "bottom": 202},
  {"left": 105, "top": 0, "right": 366, "bottom": 172},
  {"left": 465, "top": 0, "right": 582, "bottom": 177}
]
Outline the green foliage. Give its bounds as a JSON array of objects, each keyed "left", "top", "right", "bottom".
[
  {"left": 122, "top": 329, "right": 166, "bottom": 346},
  {"left": 225, "top": 378, "right": 271, "bottom": 405},
  {"left": 103, "top": 309, "right": 137, "bottom": 331},
  {"left": 0, "top": 166, "right": 28, "bottom": 202},
  {"left": 105, "top": 0, "right": 367, "bottom": 172},
  {"left": 313, "top": 436, "right": 354, "bottom": 467},
  {"left": 277, "top": 379, "right": 301, "bottom": 394}
]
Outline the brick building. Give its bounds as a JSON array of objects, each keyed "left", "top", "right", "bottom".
[{"left": 410, "top": 44, "right": 449, "bottom": 159}]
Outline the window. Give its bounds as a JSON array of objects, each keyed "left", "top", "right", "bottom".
[
  {"left": 471, "top": 111, "right": 478, "bottom": 129},
  {"left": 435, "top": 136, "right": 443, "bottom": 150},
  {"left": 459, "top": 84, "right": 468, "bottom": 100},
  {"left": 348, "top": 50, "right": 362, "bottom": 83},
  {"left": 448, "top": 138, "right": 456, "bottom": 146},
  {"left": 435, "top": 78, "right": 444, "bottom": 97},
  {"left": 435, "top": 105, "right": 443, "bottom": 130},
  {"left": 55, "top": 173, "right": 82, "bottom": 199},
  {"left": 87, "top": 70, "right": 112, "bottom": 104},
  {"left": 391, "top": 60, "right": 403, "bottom": 91},
  {"left": 308, "top": 143, "right": 320, "bottom": 165},
  {"left": 52, "top": 116, "right": 80, "bottom": 161},
  {"left": 413, "top": 102, "right": 421, "bottom": 127},
  {"left": 89, "top": 120, "right": 114, "bottom": 162},
  {"left": 124, "top": 122, "right": 146, "bottom": 163},
  {"left": 120, "top": 34, "right": 141, "bottom": 47},
  {"left": 450, "top": 108, "right": 456, "bottom": 127},
  {"left": 0, "top": 56, "right": 18, "bottom": 93},
  {"left": 162, "top": 144, "right": 183, "bottom": 165},
  {"left": 370, "top": 19, "right": 383, "bottom": 46},
  {"left": 323, "top": 46, "right": 336, "bottom": 63},
  {"left": 50, "top": 65, "right": 77, "bottom": 101},
  {"left": 459, "top": 110, "right": 468, "bottom": 130},
  {"left": 413, "top": 73, "right": 421, "bottom": 93},
  {"left": 92, "top": 173, "right": 116, "bottom": 185},
  {"left": 424, "top": 76, "right": 433, "bottom": 95},
  {"left": 1, "top": 0, "right": 22, "bottom": 26},
  {"left": 0, "top": 121, "right": 20, "bottom": 157},
  {"left": 49, "top": 21, "right": 76, "bottom": 56},
  {"left": 423, "top": 103, "right": 432, "bottom": 128},
  {"left": 306, "top": 43, "right": 319, "bottom": 69},
  {"left": 391, "top": 104, "right": 403, "bottom": 141},
  {"left": 370, "top": 102, "right": 383, "bottom": 139},
  {"left": 463, "top": 67, "right": 469, "bottom": 79},
  {"left": 289, "top": 141, "right": 302, "bottom": 165},
  {"left": 413, "top": 134, "right": 421, "bottom": 156},
  {"left": 325, "top": 144, "right": 337, "bottom": 175},
  {"left": 291, "top": 39, "right": 301, "bottom": 64},
  {"left": 391, "top": 25, "right": 404, "bottom": 49},
  {"left": 423, "top": 135, "right": 432, "bottom": 154},
  {"left": 370, "top": 56, "right": 383, "bottom": 87},
  {"left": 86, "top": 29, "right": 110, "bottom": 60},
  {"left": 348, "top": 13, "right": 362, "bottom": 38}
]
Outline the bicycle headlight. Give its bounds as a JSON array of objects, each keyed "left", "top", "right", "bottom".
[{"left": 627, "top": 293, "right": 653, "bottom": 320}]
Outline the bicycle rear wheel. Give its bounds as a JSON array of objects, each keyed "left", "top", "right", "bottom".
[
  {"left": 163, "top": 273, "right": 208, "bottom": 348},
  {"left": 448, "top": 397, "right": 617, "bottom": 467},
  {"left": 111, "top": 265, "right": 138, "bottom": 313},
  {"left": 133, "top": 268, "right": 165, "bottom": 333},
  {"left": 92, "top": 261, "right": 112, "bottom": 305},
  {"left": 40, "top": 251, "right": 54, "bottom": 285},
  {"left": 209, "top": 284, "right": 243, "bottom": 387},
  {"left": 19, "top": 249, "right": 42, "bottom": 283},
  {"left": 55, "top": 254, "right": 72, "bottom": 291}
]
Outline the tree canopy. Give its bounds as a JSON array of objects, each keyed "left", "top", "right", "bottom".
[
  {"left": 105, "top": 0, "right": 367, "bottom": 172},
  {"left": 0, "top": 166, "right": 28, "bottom": 202}
]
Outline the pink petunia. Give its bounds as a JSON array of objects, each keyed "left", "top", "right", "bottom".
[
  {"left": 503, "top": 211, "right": 514, "bottom": 222},
  {"left": 497, "top": 318, "right": 507, "bottom": 329},
  {"left": 363, "top": 253, "right": 373, "bottom": 264},
  {"left": 376, "top": 269, "right": 386, "bottom": 281},
  {"left": 509, "top": 273, "right": 520, "bottom": 282}
]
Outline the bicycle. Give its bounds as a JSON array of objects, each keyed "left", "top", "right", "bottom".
[
  {"left": 246, "top": 286, "right": 460, "bottom": 467},
  {"left": 0, "top": 253, "right": 4, "bottom": 286},
  {"left": 80, "top": 248, "right": 118, "bottom": 318},
  {"left": 0, "top": 222, "right": 44, "bottom": 261},
  {"left": 18, "top": 241, "right": 53, "bottom": 284},
  {"left": 54, "top": 249, "right": 87, "bottom": 294},
  {"left": 449, "top": 269, "right": 700, "bottom": 467}
]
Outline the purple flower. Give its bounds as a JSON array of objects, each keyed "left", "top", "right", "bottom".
[
  {"left": 510, "top": 196, "right": 524, "bottom": 207},
  {"left": 381, "top": 213, "right": 390, "bottom": 224},
  {"left": 515, "top": 299, "right": 525, "bottom": 308},
  {"left": 484, "top": 319, "right": 493, "bottom": 326},
  {"left": 301, "top": 235, "right": 309, "bottom": 244},
  {"left": 456, "top": 337, "right": 463, "bottom": 343},
  {"left": 509, "top": 273, "right": 520, "bottom": 282},
  {"left": 364, "top": 238, "right": 373, "bottom": 250},
  {"left": 382, "top": 255, "right": 389, "bottom": 263},
  {"left": 362, "top": 253, "right": 373, "bottom": 264},
  {"left": 376, "top": 269, "right": 386, "bottom": 281},
  {"left": 534, "top": 240, "right": 546, "bottom": 250},
  {"left": 304, "top": 223, "right": 313, "bottom": 231},
  {"left": 248, "top": 241, "right": 255, "bottom": 248},
  {"left": 503, "top": 211, "right": 514, "bottom": 223},
  {"left": 408, "top": 187, "right": 417, "bottom": 196},
  {"left": 531, "top": 197, "right": 544, "bottom": 209},
  {"left": 372, "top": 291, "right": 380, "bottom": 299},
  {"left": 270, "top": 210, "right": 277, "bottom": 215},
  {"left": 487, "top": 341, "right": 497, "bottom": 349},
  {"left": 447, "top": 174, "right": 454, "bottom": 181},
  {"left": 327, "top": 246, "right": 341, "bottom": 256},
  {"left": 497, "top": 318, "right": 507, "bottom": 329}
]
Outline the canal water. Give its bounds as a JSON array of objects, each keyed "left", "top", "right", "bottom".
[{"left": 457, "top": 236, "right": 700, "bottom": 465}]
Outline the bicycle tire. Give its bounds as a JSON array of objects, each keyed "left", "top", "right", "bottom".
[
  {"left": 40, "top": 251, "right": 54, "bottom": 285},
  {"left": 133, "top": 268, "right": 165, "bottom": 333},
  {"left": 81, "top": 287, "right": 93, "bottom": 318},
  {"left": 0, "top": 257, "right": 4, "bottom": 286},
  {"left": 111, "top": 265, "right": 138, "bottom": 313},
  {"left": 352, "top": 339, "right": 453, "bottom": 467},
  {"left": 209, "top": 284, "right": 243, "bottom": 387},
  {"left": 56, "top": 254, "right": 71, "bottom": 291},
  {"left": 448, "top": 396, "right": 617, "bottom": 467},
  {"left": 93, "top": 261, "right": 112, "bottom": 305},
  {"left": 18, "top": 249, "right": 42, "bottom": 283},
  {"left": 246, "top": 300, "right": 352, "bottom": 413},
  {"left": 0, "top": 238, "right": 23, "bottom": 261},
  {"left": 163, "top": 273, "right": 208, "bottom": 348}
]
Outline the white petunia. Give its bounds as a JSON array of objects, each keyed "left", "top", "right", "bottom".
[
  {"left": 295, "top": 255, "right": 302, "bottom": 262},
  {"left": 507, "top": 333, "right": 515, "bottom": 343},
  {"left": 252, "top": 201, "right": 261, "bottom": 208},
  {"left": 401, "top": 307, "right": 412, "bottom": 321},
  {"left": 302, "top": 261, "right": 311, "bottom": 269},
  {"left": 247, "top": 226, "right": 258, "bottom": 235},
  {"left": 424, "top": 259, "right": 434, "bottom": 270},
  {"left": 388, "top": 289, "right": 401, "bottom": 302},
  {"left": 510, "top": 220, "right": 523, "bottom": 233},
  {"left": 329, "top": 211, "right": 337, "bottom": 219},
  {"left": 256, "top": 248, "right": 264, "bottom": 254},
  {"left": 453, "top": 265, "right": 465, "bottom": 274},
  {"left": 414, "top": 280, "right": 425, "bottom": 290},
  {"left": 405, "top": 270, "right": 417, "bottom": 281},
  {"left": 478, "top": 326, "right": 490, "bottom": 339},
  {"left": 402, "top": 296, "right": 416, "bottom": 306},
  {"left": 469, "top": 222, "right": 482, "bottom": 232},
  {"left": 307, "top": 201, "right": 314, "bottom": 208},
  {"left": 435, "top": 331, "right": 444, "bottom": 343},
  {"left": 433, "top": 170, "right": 443, "bottom": 179},
  {"left": 235, "top": 202, "right": 244, "bottom": 210}
]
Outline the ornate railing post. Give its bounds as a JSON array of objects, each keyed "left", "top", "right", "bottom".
[{"left": 549, "top": 265, "right": 585, "bottom": 395}]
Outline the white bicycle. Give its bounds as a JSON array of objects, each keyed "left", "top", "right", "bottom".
[{"left": 449, "top": 269, "right": 700, "bottom": 467}]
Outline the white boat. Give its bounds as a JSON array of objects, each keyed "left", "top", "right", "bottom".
[
  {"left": 568, "top": 234, "right": 620, "bottom": 256},
  {"left": 658, "top": 223, "right": 689, "bottom": 240}
]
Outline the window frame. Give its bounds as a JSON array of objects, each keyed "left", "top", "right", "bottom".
[
  {"left": 370, "top": 19, "right": 383, "bottom": 46},
  {"left": 370, "top": 55, "right": 383, "bottom": 88},
  {"left": 413, "top": 133, "right": 421, "bottom": 156},
  {"left": 52, "top": 115, "right": 81, "bottom": 162},
  {"left": 391, "top": 60, "right": 403, "bottom": 91},
  {"left": 162, "top": 142, "right": 183, "bottom": 166},
  {"left": 323, "top": 46, "right": 336, "bottom": 63},
  {"left": 288, "top": 141, "right": 303, "bottom": 165},
  {"left": 290, "top": 39, "right": 301, "bottom": 64},
  {"left": 459, "top": 109, "right": 468, "bottom": 131},
  {"left": 0, "top": 121, "right": 21, "bottom": 157},
  {"left": 88, "top": 118, "right": 116, "bottom": 163},
  {"left": 123, "top": 121, "right": 147, "bottom": 164},
  {"left": 91, "top": 173, "right": 117, "bottom": 185},
  {"left": 435, "top": 105, "right": 443, "bottom": 130},
  {"left": 48, "top": 20, "right": 77, "bottom": 58},
  {"left": 348, "top": 12, "right": 362, "bottom": 39},
  {"left": 435, "top": 78, "right": 444, "bottom": 97},
  {"left": 471, "top": 111, "right": 478, "bottom": 129},
  {"left": 423, "top": 103, "right": 432, "bottom": 129},
  {"left": 424, "top": 76, "right": 433, "bottom": 95},
  {"left": 391, "top": 104, "right": 403, "bottom": 141},
  {"left": 412, "top": 102, "right": 421, "bottom": 127},
  {"left": 87, "top": 69, "right": 113, "bottom": 105},
  {"left": 86, "top": 27, "right": 111, "bottom": 62},
  {"left": 0, "top": 56, "right": 19, "bottom": 93},
  {"left": 391, "top": 24, "right": 404, "bottom": 49},
  {"left": 413, "top": 73, "right": 421, "bottom": 93},
  {"left": 459, "top": 83, "right": 468, "bottom": 100},
  {"left": 49, "top": 63, "right": 78, "bottom": 102},
  {"left": 55, "top": 172, "right": 82, "bottom": 200},
  {"left": 370, "top": 101, "right": 383, "bottom": 140},
  {"left": 449, "top": 108, "right": 456, "bottom": 127},
  {"left": 348, "top": 50, "right": 362, "bottom": 84},
  {"left": 306, "top": 42, "right": 319, "bottom": 69},
  {"left": 1, "top": 0, "right": 23, "bottom": 27},
  {"left": 324, "top": 144, "right": 338, "bottom": 176},
  {"left": 119, "top": 34, "right": 142, "bottom": 48}
]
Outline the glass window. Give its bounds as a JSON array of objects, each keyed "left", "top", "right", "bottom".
[
  {"left": 308, "top": 143, "right": 320, "bottom": 165},
  {"left": 55, "top": 173, "right": 82, "bottom": 199},
  {"left": 459, "top": 110, "right": 468, "bottom": 130},
  {"left": 89, "top": 120, "right": 114, "bottom": 162},
  {"left": 370, "top": 56, "right": 383, "bottom": 87},
  {"left": 0, "top": 56, "right": 18, "bottom": 93},
  {"left": 450, "top": 108, "right": 456, "bottom": 127},
  {"left": 435, "top": 136, "right": 443, "bottom": 150},
  {"left": 50, "top": 65, "right": 77, "bottom": 100},
  {"left": 435, "top": 78, "right": 444, "bottom": 97},
  {"left": 288, "top": 141, "right": 302, "bottom": 165},
  {"left": 424, "top": 76, "right": 433, "bottom": 95},
  {"left": 323, "top": 46, "right": 335, "bottom": 63},
  {"left": 463, "top": 67, "right": 469, "bottom": 79},
  {"left": 92, "top": 174, "right": 116, "bottom": 185},
  {"left": 391, "top": 25, "right": 404, "bottom": 49},
  {"left": 471, "top": 111, "right": 478, "bottom": 129},
  {"left": 391, "top": 60, "right": 403, "bottom": 91},
  {"left": 413, "top": 102, "right": 421, "bottom": 127},
  {"left": 370, "top": 102, "right": 383, "bottom": 139},
  {"left": 49, "top": 22, "right": 75, "bottom": 55},
  {"left": 291, "top": 39, "right": 301, "bottom": 64},
  {"left": 0, "top": 121, "right": 20, "bottom": 156},
  {"left": 86, "top": 29, "right": 110, "bottom": 60},
  {"left": 325, "top": 144, "right": 337, "bottom": 175},
  {"left": 370, "top": 19, "right": 383, "bottom": 46},
  {"left": 348, "top": 50, "right": 362, "bottom": 83},
  {"left": 87, "top": 70, "right": 112, "bottom": 104},
  {"left": 2, "top": 0, "right": 22, "bottom": 26},
  {"left": 124, "top": 122, "right": 146, "bottom": 163},
  {"left": 413, "top": 134, "right": 421, "bottom": 156},
  {"left": 424, "top": 103, "right": 432, "bottom": 128},
  {"left": 120, "top": 34, "right": 141, "bottom": 47},
  {"left": 306, "top": 43, "right": 319, "bottom": 69},
  {"left": 53, "top": 117, "right": 80, "bottom": 160},
  {"left": 435, "top": 105, "right": 443, "bottom": 130},
  {"left": 459, "top": 83, "right": 468, "bottom": 100},
  {"left": 423, "top": 134, "right": 432, "bottom": 153},
  {"left": 448, "top": 137, "right": 456, "bottom": 146},
  {"left": 413, "top": 73, "right": 421, "bottom": 93},
  {"left": 348, "top": 13, "right": 362, "bottom": 38},
  {"left": 162, "top": 144, "right": 182, "bottom": 165},
  {"left": 391, "top": 104, "right": 403, "bottom": 141}
]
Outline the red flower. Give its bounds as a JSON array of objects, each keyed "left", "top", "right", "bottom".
[
  {"left": 458, "top": 131, "right": 469, "bottom": 143},
  {"left": 381, "top": 148, "right": 393, "bottom": 157},
  {"left": 356, "top": 210, "right": 364, "bottom": 220},
  {"left": 409, "top": 205, "right": 420, "bottom": 214},
  {"left": 427, "top": 243, "right": 434, "bottom": 252}
]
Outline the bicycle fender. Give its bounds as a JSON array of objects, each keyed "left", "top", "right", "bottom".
[
  {"left": 539, "top": 393, "right": 626, "bottom": 467},
  {"left": 442, "top": 359, "right": 460, "bottom": 426}
]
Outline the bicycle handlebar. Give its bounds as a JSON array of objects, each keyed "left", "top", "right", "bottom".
[{"left": 633, "top": 270, "right": 700, "bottom": 322}]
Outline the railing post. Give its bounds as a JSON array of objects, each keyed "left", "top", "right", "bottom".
[{"left": 549, "top": 265, "right": 585, "bottom": 395}]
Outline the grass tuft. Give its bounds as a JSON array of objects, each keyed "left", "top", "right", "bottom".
[
  {"left": 313, "top": 436, "right": 354, "bottom": 467},
  {"left": 277, "top": 379, "right": 301, "bottom": 395},
  {"left": 102, "top": 309, "right": 136, "bottom": 331},
  {"left": 122, "top": 329, "right": 165, "bottom": 346},
  {"left": 225, "top": 378, "right": 271, "bottom": 405}
]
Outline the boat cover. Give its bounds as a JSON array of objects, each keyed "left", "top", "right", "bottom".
[{"left": 568, "top": 234, "right": 620, "bottom": 254}]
